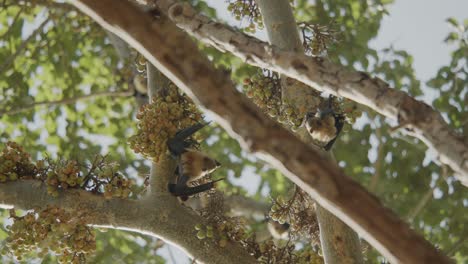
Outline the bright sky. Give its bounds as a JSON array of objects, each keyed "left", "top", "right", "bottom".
[{"left": 370, "top": 0, "right": 468, "bottom": 82}]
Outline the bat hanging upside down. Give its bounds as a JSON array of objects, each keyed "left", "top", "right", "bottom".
[
  {"left": 167, "top": 122, "right": 223, "bottom": 201},
  {"left": 305, "top": 95, "right": 345, "bottom": 151}
]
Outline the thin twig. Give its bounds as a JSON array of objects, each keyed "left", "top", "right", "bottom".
[
  {"left": 369, "top": 125, "right": 384, "bottom": 192},
  {"left": 0, "top": 89, "right": 134, "bottom": 117},
  {"left": 406, "top": 166, "right": 448, "bottom": 221},
  {"left": 406, "top": 186, "right": 433, "bottom": 222}
]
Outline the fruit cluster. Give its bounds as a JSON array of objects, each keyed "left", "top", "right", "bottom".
[
  {"left": 241, "top": 234, "right": 323, "bottom": 263},
  {"left": 0, "top": 142, "right": 135, "bottom": 199},
  {"left": 243, "top": 70, "right": 362, "bottom": 132},
  {"left": 341, "top": 98, "right": 362, "bottom": 124},
  {"left": 227, "top": 0, "right": 263, "bottom": 33},
  {"left": 197, "top": 192, "right": 254, "bottom": 248},
  {"left": 196, "top": 191, "right": 322, "bottom": 263},
  {"left": 298, "top": 22, "right": 339, "bottom": 56},
  {"left": 42, "top": 157, "right": 134, "bottom": 199},
  {"left": 0, "top": 141, "right": 36, "bottom": 182},
  {"left": 134, "top": 53, "right": 147, "bottom": 74},
  {"left": 243, "top": 70, "right": 281, "bottom": 116},
  {"left": 100, "top": 164, "right": 133, "bottom": 199},
  {"left": 194, "top": 222, "right": 233, "bottom": 248},
  {"left": 227, "top": 0, "right": 295, "bottom": 33},
  {"left": 243, "top": 70, "right": 307, "bottom": 131},
  {"left": 45, "top": 160, "right": 83, "bottom": 197},
  {"left": 296, "top": 247, "right": 324, "bottom": 264},
  {"left": 4, "top": 206, "right": 95, "bottom": 264},
  {"left": 269, "top": 188, "right": 320, "bottom": 243},
  {"left": 129, "top": 83, "right": 202, "bottom": 161}
]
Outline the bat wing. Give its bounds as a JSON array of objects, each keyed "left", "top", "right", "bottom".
[
  {"left": 167, "top": 122, "right": 209, "bottom": 156},
  {"left": 323, "top": 115, "right": 345, "bottom": 151},
  {"left": 170, "top": 178, "right": 224, "bottom": 200}
]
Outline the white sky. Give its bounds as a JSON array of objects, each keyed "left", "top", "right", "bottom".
[{"left": 370, "top": 0, "right": 468, "bottom": 82}]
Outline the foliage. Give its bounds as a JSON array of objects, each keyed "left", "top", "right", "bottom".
[
  {"left": 428, "top": 18, "right": 467, "bottom": 135},
  {"left": 269, "top": 188, "right": 320, "bottom": 243},
  {"left": 0, "top": 142, "right": 137, "bottom": 199},
  {"left": 227, "top": 0, "right": 263, "bottom": 33},
  {"left": 4, "top": 206, "right": 95, "bottom": 263},
  {"left": 197, "top": 192, "right": 323, "bottom": 263},
  {"left": 129, "top": 83, "right": 202, "bottom": 162},
  {"left": 0, "top": 0, "right": 467, "bottom": 263}
]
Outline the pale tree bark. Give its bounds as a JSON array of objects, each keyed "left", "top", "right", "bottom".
[
  {"left": 145, "top": 62, "right": 175, "bottom": 196},
  {"left": 254, "top": 0, "right": 362, "bottom": 263},
  {"left": 69, "top": 1, "right": 452, "bottom": 262},
  {"left": 147, "top": 0, "right": 468, "bottom": 186},
  {"left": 0, "top": 181, "right": 256, "bottom": 264}
]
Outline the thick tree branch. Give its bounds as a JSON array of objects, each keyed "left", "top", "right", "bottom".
[
  {"left": 315, "top": 205, "right": 364, "bottom": 263},
  {"left": 254, "top": 0, "right": 362, "bottom": 262},
  {"left": 69, "top": 1, "right": 452, "bottom": 263},
  {"left": 0, "top": 180, "right": 256, "bottom": 264},
  {"left": 149, "top": 0, "right": 468, "bottom": 186},
  {"left": 146, "top": 62, "right": 175, "bottom": 195},
  {"left": 0, "top": 89, "right": 134, "bottom": 117}
]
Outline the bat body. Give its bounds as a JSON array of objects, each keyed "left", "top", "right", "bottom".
[
  {"left": 167, "top": 123, "right": 222, "bottom": 200},
  {"left": 305, "top": 96, "right": 345, "bottom": 151}
]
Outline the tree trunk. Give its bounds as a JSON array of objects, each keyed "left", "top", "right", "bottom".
[{"left": 253, "top": 1, "right": 363, "bottom": 263}]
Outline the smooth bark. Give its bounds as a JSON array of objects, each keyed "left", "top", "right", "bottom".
[
  {"left": 149, "top": 0, "right": 468, "bottom": 185},
  {"left": 254, "top": 0, "right": 363, "bottom": 262},
  {"left": 0, "top": 181, "right": 256, "bottom": 264},
  {"left": 69, "top": 1, "right": 452, "bottom": 262}
]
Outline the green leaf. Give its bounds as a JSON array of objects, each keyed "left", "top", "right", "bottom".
[{"left": 446, "top": 17, "right": 459, "bottom": 27}]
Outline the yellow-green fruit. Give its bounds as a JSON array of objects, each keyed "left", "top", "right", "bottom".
[
  {"left": 196, "top": 230, "right": 206, "bottom": 240},
  {"left": 219, "top": 239, "right": 228, "bottom": 248},
  {"left": 194, "top": 223, "right": 203, "bottom": 231},
  {"left": 8, "top": 173, "right": 18, "bottom": 181}
]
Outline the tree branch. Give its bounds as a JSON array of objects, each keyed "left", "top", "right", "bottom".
[
  {"left": 69, "top": 1, "right": 452, "bottom": 262},
  {"left": 0, "top": 89, "right": 134, "bottom": 117},
  {"left": 254, "top": 0, "right": 362, "bottom": 262},
  {"left": 145, "top": 62, "right": 175, "bottom": 195},
  {"left": 0, "top": 180, "right": 256, "bottom": 264},
  {"left": 149, "top": 0, "right": 468, "bottom": 186},
  {"left": 406, "top": 186, "right": 433, "bottom": 222},
  {"left": 406, "top": 165, "right": 450, "bottom": 222}
]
